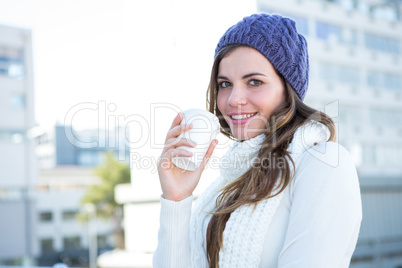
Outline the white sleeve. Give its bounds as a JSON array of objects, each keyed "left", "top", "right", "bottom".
[
  {"left": 152, "top": 195, "right": 193, "bottom": 268},
  {"left": 278, "top": 142, "right": 362, "bottom": 268}
]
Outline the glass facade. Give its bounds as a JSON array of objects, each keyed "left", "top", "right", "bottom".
[
  {"left": 0, "top": 130, "right": 26, "bottom": 143},
  {"left": 364, "top": 33, "right": 400, "bottom": 54},
  {"left": 10, "top": 93, "right": 25, "bottom": 109},
  {"left": 370, "top": 109, "right": 402, "bottom": 127},
  {"left": 359, "top": 144, "right": 402, "bottom": 168},
  {"left": 367, "top": 72, "right": 402, "bottom": 92},
  {"left": 339, "top": 106, "right": 364, "bottom": 125},
  {"left": 77, "top": 151, "right": 103, "bottom": 166},
  {"left": 318, "top": 62, "right": 360, "bottom": 85},
  {"left": 289, "top": 14, "right": 309, "bottom": 36},
  {"left": 376, "top": 145, "right": 402, "bottom": 168},
  {"left": 316, "top": 63, "right": 402, "bottom": 92},
  {"left": 316, "top": 21, "right": 343, "bottom": 43},
  {"left": 0, "top": 46, "right": 24, "bottom": 79},
  {"left": 318, "top": 0, "right": 400, "bottom": 22}
]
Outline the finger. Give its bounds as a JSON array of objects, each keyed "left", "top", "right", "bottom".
[
  {"left": 165, "top": 123, "right": 193, "bottom": 143},
  {"left": 161, "top": 136, "right": 197, "bottom": 156},
  {"left": 164, "top": 113, "right": 184, "bottom": 143},
  {"left": 162, "top": 148, "right": 193, "bottom": 163},
  {"left": 198, "top": 139, "right": 218, "bottom": 171},
  {"left": 165, "top": 137, "right": 197, "bottom": 150},
  {"left": 169, "top": 112, "right": 183, "bottom": 131},
  {"left": 159, "top": 148, "right": 194, "bottom": 170}
]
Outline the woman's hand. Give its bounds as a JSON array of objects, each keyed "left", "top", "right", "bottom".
[{"left": 157, "top": 112, "right": 218, "bottom": 201}]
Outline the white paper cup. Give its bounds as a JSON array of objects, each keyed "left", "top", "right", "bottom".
[{"left": 172, "top": 109, "right": 220, "bottom": 171}]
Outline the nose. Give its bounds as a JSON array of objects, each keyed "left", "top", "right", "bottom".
[{"left": 228, "top": 84, "right": 247, "bottom": 108}]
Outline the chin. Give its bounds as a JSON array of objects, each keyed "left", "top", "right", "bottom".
[{"left": 231, "top": 129, "right": 261, "bottom": 141}]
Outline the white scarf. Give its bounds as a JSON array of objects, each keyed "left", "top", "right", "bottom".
[{"left": 189, "top": 120, "right": 330, "bottom": 267}]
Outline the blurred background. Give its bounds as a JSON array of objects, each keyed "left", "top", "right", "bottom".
[{"left": 0, "top": 0, "right": 401, "bottom": 267}]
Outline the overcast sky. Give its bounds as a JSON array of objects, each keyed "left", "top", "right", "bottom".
[{"left": 0, "top": 0, "right": 256, "bottom": 132}]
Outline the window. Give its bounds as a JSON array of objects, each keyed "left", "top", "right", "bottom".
[
  {"left": 339, "top": 66, "right": 360, "bottom": 85},
  {"left": 0, "top": 188, "right": 24, "bottom": 200},
  {"left": 383, "top": 74, "right": 402, "bottom": 92},
  {"left": 10, "top": 93, "right": 25, "bottom": 109},
  {"left": 376, "top": 145, "right": 402, "bottom": 168},
  {"left": 40, "top": 238, "right": 54, "bottom": 253},
  {"left": 364, "top": 33, "right": 400, "bottom": 54},
  {"left": 339, "top": 106, "right": 363, "bottom": 125},
  {"left": 367, "top": 72, "right": 402, "bottom": 92},
  {"left": 97, "top": 235, "right": 108, "bottom": 248},
  {"left": 339, "top": 0, "right": 357, "bottom": 10},
  {"left": 63, "top": 236, "right": 81, "bottom": 250},
  {"left": 370, "top": 109, "right": 402, "bottom": 127},
  {"left": 39, "top": 212, "right": 53, "bottom": 222},
  {"left": 367, "top": 72, "right": 381, "bottom": 89},
  {"left": 77, "top": 151, "right": 100, "bottom": 166},
  {"left": 371, "top": 5, "right": 399, "bottom": 22},
  {"left": 0, "top": 130, "right": 25, "bottom": 143},
  {"left": 318, "top": 62, "right": 360, "bottom": 85},
  {"left": 362, "top": 145, "right": 376, "bottom": 167},
  {"left": 316, "top": 21, "right": 343, "bottom": 43},
  {"left": 288, "top": 14, "right": 309, "bottom": 36},
  {"left": 62, "top": 210, "right": 77, "bottom": 221},
  {"left": 0, "top": 46, "right": 24, "bottom": 79}
]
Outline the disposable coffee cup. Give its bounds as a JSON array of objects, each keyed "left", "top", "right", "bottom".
[{"left": 172, "top": 109, "right": 220, "bottom": 171}]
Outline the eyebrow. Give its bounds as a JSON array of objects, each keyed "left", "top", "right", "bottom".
[{"left": 217, "top": 72, "right": 267, "bottom": 80}]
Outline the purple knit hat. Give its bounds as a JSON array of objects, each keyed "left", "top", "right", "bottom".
[{"left": 215, "top": 13, "right": 309, "bottom": 101}]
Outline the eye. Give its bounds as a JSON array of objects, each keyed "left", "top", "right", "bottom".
[
  {"left": 218, "top": 81, "right": 231, "bottom": 88},
  {"left": 249, "top": 79, "right": 262, "bottom": 86}
]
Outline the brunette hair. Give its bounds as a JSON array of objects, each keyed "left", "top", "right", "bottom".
[{"left": 205, "top": 44, "right": 336, "bottom": 267}]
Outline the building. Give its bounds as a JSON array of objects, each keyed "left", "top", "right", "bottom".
[
  {"left": 256, "top": 0, "right": 402, "bottom": 267},
  {"left": 36, "top": 124, "right": 130, "bottom": 169},
  {"left": 35, "top": 167, "right": 116, "bottom": 267},
  {"left": 34, "top": 125, "right": 130, "bottom": 266},
  {"left": 0, "top": 23, "right": 38, "bottom": 266}
]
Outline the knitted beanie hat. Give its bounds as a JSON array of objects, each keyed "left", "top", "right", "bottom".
[{"left": 215, "top": 13, "right": 309, "bottom": 101}]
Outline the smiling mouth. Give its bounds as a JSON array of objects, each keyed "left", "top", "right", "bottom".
[{"left": 229, "top": 112, "right": 257, "bottom": 120}]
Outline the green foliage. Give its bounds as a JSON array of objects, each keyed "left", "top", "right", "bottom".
[{"left": 80, "top": 152, "right": 130, "bottom": 220}]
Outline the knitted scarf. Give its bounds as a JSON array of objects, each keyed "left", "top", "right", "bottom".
[{"left": 189, "top": 120, "right": 330, "bottom": 268}]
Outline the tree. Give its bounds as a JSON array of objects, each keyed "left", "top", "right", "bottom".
[{"left": 80, "top": 152, "right": 130, "bottom": 249}]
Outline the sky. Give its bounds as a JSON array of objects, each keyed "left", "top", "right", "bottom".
[
  {"left": 0, "top": 0, "right": 256, "bottom": 129},
  {"left": 0, "top": 0, "right": 257, "bottom": 181}
]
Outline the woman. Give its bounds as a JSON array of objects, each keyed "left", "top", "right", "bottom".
[{"left": 153, "top": 13, "right": 362, "bottom": 268}]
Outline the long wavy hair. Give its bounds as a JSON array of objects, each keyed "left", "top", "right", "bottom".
[{"left": 205, "top": 44, "right": 337, "bottom": 267}]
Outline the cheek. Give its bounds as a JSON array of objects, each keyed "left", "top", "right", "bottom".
[
  {"left": 216, "top": 91, "right": 225, "bottom": 114},
  {"left": 254, "top": 87, "right": 285, "bottom": 116}
]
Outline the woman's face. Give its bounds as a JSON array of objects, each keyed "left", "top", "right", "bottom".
[{"left": 217, "top": 46, "right": 286, "bottom": 141}]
